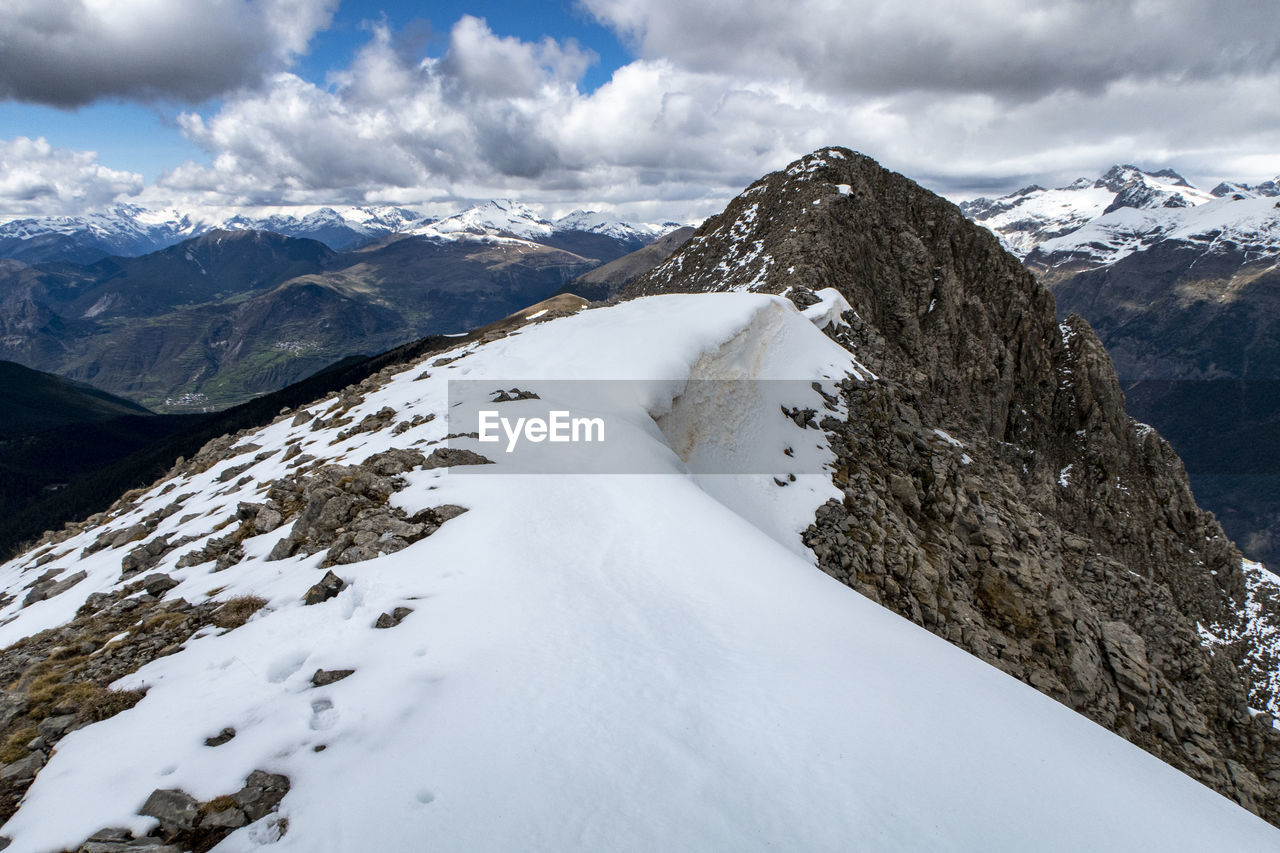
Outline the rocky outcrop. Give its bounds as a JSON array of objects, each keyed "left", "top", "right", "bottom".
[
  {"left": 64, "top": 769, "right": 290, "bottom": 852},
  {"left": 1044, "top": 240, "right": 1280, "bottom": 569},
  {"left": 262, "top": 448, "right": 471, "bottom": 567},
  {"left": 629, "top": 147, "right": 1280, "bottom": 822},
  {"left": 0, "top": 584, "right": 239, "bottom": 826}
]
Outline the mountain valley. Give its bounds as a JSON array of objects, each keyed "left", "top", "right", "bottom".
[
  {"left": 963, "top": 166, "right": 1280, "bottom": 566},
  {"left": 0, "top": 204, "right": 676, "bottom": 412}
]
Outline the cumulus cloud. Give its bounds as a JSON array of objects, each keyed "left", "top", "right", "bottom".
[
  {"left": 569, "top": 0, "right": 1280, "bottom": 198},
  {"left": 0, "top": 1, "right": 1253, "bottom": 219},
  {"left": 152, "top": 16, "right": 852, "bottom": 216},
  {"left": 150, "top": 5, "right": 1280, "bottom": 219},
  {"left": 0, "top": 0, "right": 336, "bottom": 107},
  {"left": 0, "top": 137, "right": 143, "bottom": 215}
]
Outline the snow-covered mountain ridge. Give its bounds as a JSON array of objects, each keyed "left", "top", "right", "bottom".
[
  {"left": 0, "top": 201, "right": 679, "bottom": 262},
  {"left": 626, "top": 147, "right": 1280, "bottom": 820},
  {"left": 405, "top": 199, "right": 672, "bottom": 245},
  {"left": 960, "top": 165, "right": 1280, "bottom": 266},
  {"left": 0, "top": 289, "right": 1276, "bottom": 851}
]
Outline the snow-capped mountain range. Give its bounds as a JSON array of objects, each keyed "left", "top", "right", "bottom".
[
  {"left": 409, "top": 199, "right": 673, "bottom": 244},
  {"left": 0, "top": 200, "right": 678, "bottom": 264},
  {"left": 960, "top": 165, "right": 1280, "bottom": 267}
]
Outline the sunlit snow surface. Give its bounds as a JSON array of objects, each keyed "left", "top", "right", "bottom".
[{"left": 0, "top": 292, "right": 1276, "bottom": 851}]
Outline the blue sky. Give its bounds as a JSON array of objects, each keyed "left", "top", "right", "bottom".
[
  {"left": 294, "top": 1, "right": 632, "bottom": 92},
  {"left": 0, "top": 2, "right": 631, "bottom": 183},
  {"left": 1, "top": 1, "right": 1279, "bottom": 220}
]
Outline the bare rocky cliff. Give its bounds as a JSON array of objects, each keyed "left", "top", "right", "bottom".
[{"left": 626, "top": 147, "right": 1280, "bottom": 821}]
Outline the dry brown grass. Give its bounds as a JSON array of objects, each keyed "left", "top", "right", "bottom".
[
  {"left": 0, "top": 727, "right": 36, "bottom": 763},
  {"left": 47, "top": 645, "right": 81, "bottom": 661},
  {"left": 200, "top": 794, "right": 239, "bottom": 815},
  {"left": 141, "top": 612, "right": 188, "bottom": 633},
  {"left": 28, "top": 676, "right": 96, "bottom": 713},
  {"left": 212, "top": 596, "right": 268, "bottom": 630},
  {"left": 81, "top": 688, "right": 145, "bottom": 722}
]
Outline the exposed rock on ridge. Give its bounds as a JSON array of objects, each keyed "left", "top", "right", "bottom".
[{"left": 626, "top": 147, "right": 1280, "bottom": 822}]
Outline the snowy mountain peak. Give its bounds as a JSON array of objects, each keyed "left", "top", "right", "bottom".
[
  {"left": 552, "top": 209, "right": 666, "bottom": 241},
  {"left": 406, "top": 199, "right": 556, "bottom": 242},
  {"left": 961, "top": 163, "right": 1252, "bottom": 261},
  {"left": 1211, "top": 178, "right": 1280, "bottom": 199},
  {"left": 1093, "top": 165, "right": 1213, "bottom": 215},
  {"left": 959, "top": 178, "right": 1117, "bottom": 257},
  {"left": 1096, "top": 164, "right": 1197, "bottom": 193},
  {"left": 403, "top": 200, "right": 674, "bottom": 246},
  {"left": 218, "top": 205, "right": 433, "bottom": 249}
]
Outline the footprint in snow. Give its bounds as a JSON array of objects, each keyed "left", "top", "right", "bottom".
[{"left": 309, "top": 698, "right": 338, "bottom": 731}]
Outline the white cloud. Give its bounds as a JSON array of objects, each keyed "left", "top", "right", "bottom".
[
  {"left": 582, "top": 0, "right": 1280, "bottom": 98},
  {"left": 439, "top": 14, "right": 597, "bottom": 100},
  {"left": 0, "top": 0, "right": 336, "bottom": 106},
  {"left": 149, "top": 17, "right": 861, "bottom": 218},
  {"left": 16, "top": 2, "right": 1280, "bottom": 219},
  {"left": 0, "top": 137, "right": 143, "bottom": 216},
  {"left": 574, "top": 0, "right": 1280, "bottom": 196}
]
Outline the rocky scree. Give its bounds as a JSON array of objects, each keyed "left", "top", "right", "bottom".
[
  {"left": 57, "top": 768, "right": 290, "bottom": 852},
  {"left": 0, "top": 582, "right": 262, "bottom": 827},
  {"left": 262, "top": 448, "right": 473, "bottom": 567},
  {"left": 0, "top": 331, "right": 512, "bottom": 849}
]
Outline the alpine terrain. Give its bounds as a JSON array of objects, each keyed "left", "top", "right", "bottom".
[
  {"left": 0, "top": 203, "right": 677, "bottom": 411},
  {"left": 963, "top": 167, "right": 1280, "bottom": 567},
  {"left": 0, "top": 150, "right": 1276, "bottom": 851}
]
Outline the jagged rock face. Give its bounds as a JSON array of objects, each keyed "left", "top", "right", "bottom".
[
  {"left": 627, "top": 148, "right": 1067, "bottom": 448},
  {"left": 628, "top": 147, "right": 1280, "bottom": 821},
  {"left": 1043, "top": 241, "right": 1280, "bottom": 568}
]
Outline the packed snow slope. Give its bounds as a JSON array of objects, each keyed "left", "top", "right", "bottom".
[{"left": 0, "top": 291, "right": 1275, "bottom": 852}]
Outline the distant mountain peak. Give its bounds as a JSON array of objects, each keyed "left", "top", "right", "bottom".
[
  {"left": 1210, "top": 178, "right": 1280, "bottom": 199},
  {"left": 552, "top": 209, "right": 667, "bottom": 241},
  {"left": 957, "top": 163, "right": 1258, "bottom": 261},
  {"left": 1096, "top": 164, "right": 1195, "bottom": 192},
  {"left": 410, "top": 199, "right": 555, "bottom": 242}
]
